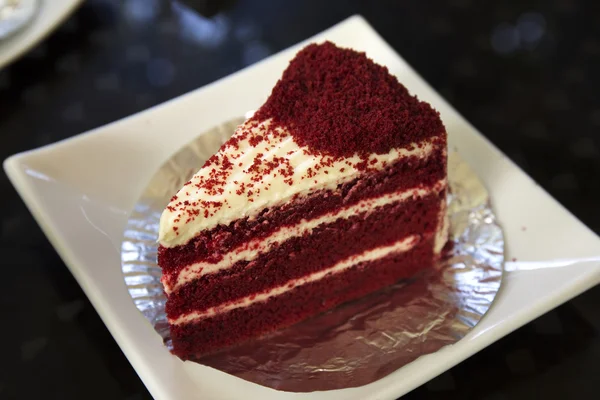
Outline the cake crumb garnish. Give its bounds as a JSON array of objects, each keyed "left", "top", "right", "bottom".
[{"left": 253, "top": 41, "right": 444, "bottom": 158}]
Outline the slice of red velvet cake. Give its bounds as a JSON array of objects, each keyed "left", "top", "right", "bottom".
[{"left": 158, "top": 41, "right": 448, "bottom": 359}]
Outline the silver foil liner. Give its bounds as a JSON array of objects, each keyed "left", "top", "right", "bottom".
[{"left": 121, "top": 117, "right": 504, "bottom": 392}]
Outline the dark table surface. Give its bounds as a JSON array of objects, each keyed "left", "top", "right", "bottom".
[{"left": 1, "top": 0, "right": 599, "bottom": 399}]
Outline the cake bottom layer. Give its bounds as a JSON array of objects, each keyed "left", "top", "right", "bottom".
[{"left": 170, "top": 236, "right": 435, "bottom": 359}]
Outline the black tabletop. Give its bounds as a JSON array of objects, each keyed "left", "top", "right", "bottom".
[{"left": 1, "top": 0, "right": 599, "bottom": 399}]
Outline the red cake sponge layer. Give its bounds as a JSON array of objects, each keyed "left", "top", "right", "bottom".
[
  {"left": 166, "top": 190, "right": 444, "bottom": 318},
  {"left": 169, "top": 237, "right": 435, "bottom": 359},
  {"left": 158, "top": 148, "right": 446, "bottom": 276}
]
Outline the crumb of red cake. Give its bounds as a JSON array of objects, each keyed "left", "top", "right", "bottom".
[{"left": 254, "top": 41, "right": 444, "bottom": 158}]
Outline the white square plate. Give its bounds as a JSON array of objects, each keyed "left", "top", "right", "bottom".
[{"left": 5, "top": 15, "right": 600, "bottom": 400}]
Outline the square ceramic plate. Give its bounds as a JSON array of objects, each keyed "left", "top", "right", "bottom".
[{"left": 5, "top": 15, "right": 600, "bottom": 400}]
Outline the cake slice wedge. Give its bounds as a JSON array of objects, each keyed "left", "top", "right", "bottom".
[{"left": 158, "top": 41, "right": 448, "bottom": 359}]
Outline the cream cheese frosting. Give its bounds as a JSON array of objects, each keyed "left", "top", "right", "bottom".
[{"left": 159, "top": 118, "right": 440, "bottom": 247}]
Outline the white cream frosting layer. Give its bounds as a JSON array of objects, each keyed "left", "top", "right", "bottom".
[
  {"left": 169, "top": 235, "right": 420, "bottom": 325},
  {"left": 159, "top": 119, "right": 439, "bottom": 247},
  {"left": 434, "top": 198, "right": 449, "bottom": 254},
  {"left": 163, "top": 179, "right": 447, "bottom": 294}
]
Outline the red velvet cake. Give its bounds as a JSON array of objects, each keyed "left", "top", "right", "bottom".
[{"left": 158, "top": 42, "right": 449, "bottom": 359}]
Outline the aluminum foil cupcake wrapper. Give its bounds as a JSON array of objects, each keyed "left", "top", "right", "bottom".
[{"left": 121, "top": 117, "right": 504, "bottom": 392}]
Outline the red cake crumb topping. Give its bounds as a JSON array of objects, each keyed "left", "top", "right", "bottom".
[{"left": 253, "top": 41, "right": 444, "bottom": 158}]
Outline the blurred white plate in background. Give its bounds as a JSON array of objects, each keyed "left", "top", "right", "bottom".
[{"left": 0, "top": 0, "right": 82, "bottom": 69}]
